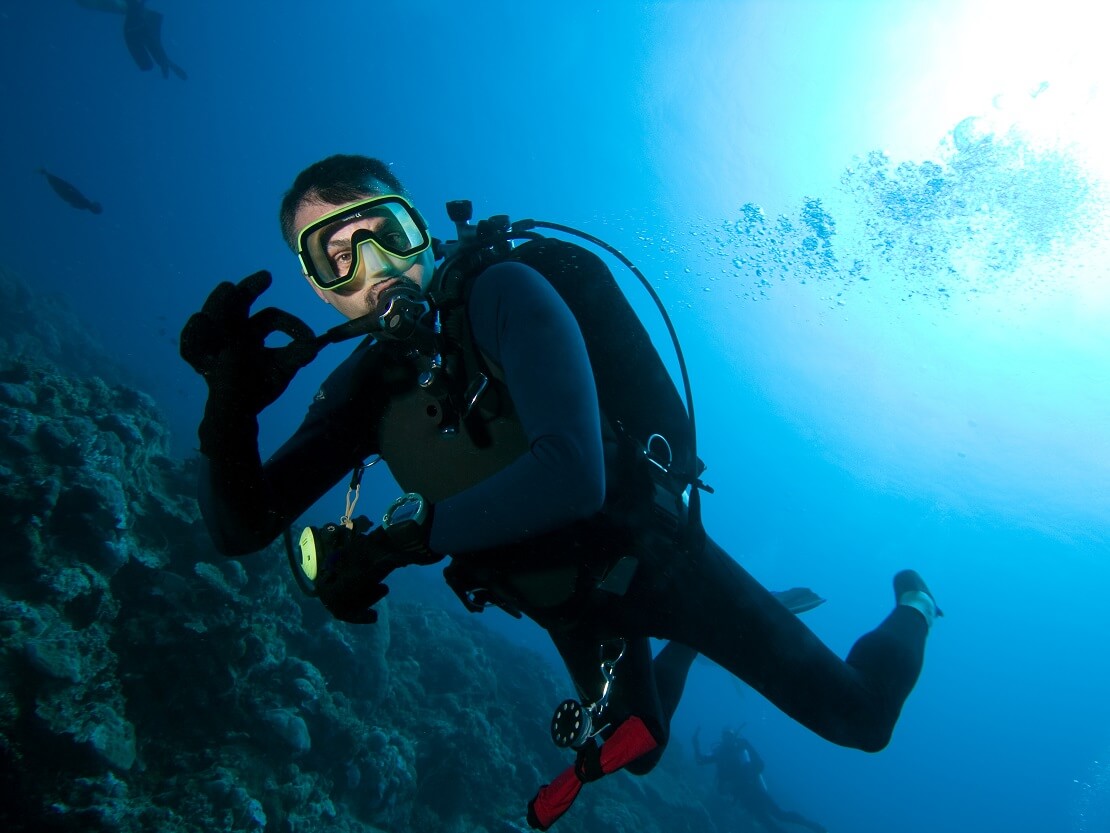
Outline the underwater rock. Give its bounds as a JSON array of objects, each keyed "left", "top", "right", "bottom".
[
  {"left": 13, "top": 600, "right": 138, "bottom": 773},
  {"left": 200, "top": 768, "right": 268, "bottom": 831},
  {"left": 84, "top": 704, "right": 137, "bottom": 771},
  {"left": 308, "top": 610, "right": 393, "bottom": 705},
  {"left": 24, "top": 635, "right": 83, "bottom": 683},
  {"left": 292, "top": 676, "right": 318, "bottom": 705},
  {"left": 262, "top": 707, "right": 311, "bottom": 754},
  {"left": 193, "top": 560, "right": 243, "bottom": 601},
  {"left": 93, "top": 537, "right": 134, "bottom": 579},
  {"left": 359, "top": 727, "right": 417, "bottom": 814},
  {"left": 0, "top": 382, "right": 36, "bottom": 408}
]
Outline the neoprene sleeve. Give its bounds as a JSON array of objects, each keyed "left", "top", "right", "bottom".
[{"left": 427, "top": 261, "right": 605, "bottom": 554}]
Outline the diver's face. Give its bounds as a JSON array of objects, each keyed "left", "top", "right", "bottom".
[{"left": 294, "top": 194, "right": 435, "bottom": 321}]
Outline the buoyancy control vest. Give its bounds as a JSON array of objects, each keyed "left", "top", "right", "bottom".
[
  {"left": 297, "top": 201, "right": 709, "bottom": 610},
  {"left": 374, "top": 236, "right": 701, "bottom": 526}
]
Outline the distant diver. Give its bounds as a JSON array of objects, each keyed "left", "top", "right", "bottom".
[
  {"left": 693, "top": 726, "right": 827, "bottom": 833},
  {"left": 38, "top": 168, "right": 102, "bottom": 214},
  {"left": 74, "top": 0, "right": 187, "bottom": 80},
  {"left": 123, "top": 0, "right": 187, "bottom": 79}
]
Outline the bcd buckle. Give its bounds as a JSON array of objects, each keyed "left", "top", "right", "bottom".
[{"left": 644, "top": 433, "right": 689, "bottom": 538}]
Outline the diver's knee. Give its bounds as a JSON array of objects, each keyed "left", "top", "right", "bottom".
[
  {"left": 858, "top": 734, "right": 892, "bottom": 753},
  {"left": 623, "top": 715, "right": 668, "bottom": 775},
  {"left": 848, "top": 722, "right": 893, "bottom": 753},
  {"left": 824, "top": 711, "right": 895, "bottom": 753},
  {"left": 624, "top": 745, "right": 665, "bottom": 775}
]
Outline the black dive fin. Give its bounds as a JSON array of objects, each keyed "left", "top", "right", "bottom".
[{"left": 771, "top": 587, "right": 826, "bottom": 615}]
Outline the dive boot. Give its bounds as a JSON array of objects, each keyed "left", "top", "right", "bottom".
[{"left": 894, "top": 569, "right": 943, "bottom": 627}]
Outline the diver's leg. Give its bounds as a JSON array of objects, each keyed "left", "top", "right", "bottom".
[
  {"left": 122, "top": 10, "right": 154, "bottom": 71},
  {"left": 742, "top": 791, "right": 793, "bottom": 833},
  {"left": 140, "top": 8, "right": 172, "bottom": 78},
  {"left": 751, "top": 809, "right": 790, "bottom": 833},
  {"left": 608, "top": 638, "right": 670, "bottom": 774},
  {"left": 652, "top": 641, "right": 698, "bottom": 727},
  {"left": 139, "top": 5, "right": 187, "bottom": 79},
  {"left": 618, "top": 532, "right": 929, "bottom": 752},
  {"left": 529, "top": 630, "right": 667, "bottom": 829},
  {"left": 774, "top": 808, "right": 826, "bottom": 833},
  {"left": 760, "top": 792, "right": 826, "bottom": 832}
]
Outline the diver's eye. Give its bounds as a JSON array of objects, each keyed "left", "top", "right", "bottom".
[
  {"left": 380, "top": 230, "right": 409, "bottom": 251},
  {"left": 330, "top": 249, "right": 353, "bottom": 275},
  {"left": 374, "top": 218, "right": 410, "bottom": 252}
]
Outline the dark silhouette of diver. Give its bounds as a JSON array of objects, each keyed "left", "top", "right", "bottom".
[
  {"left": 37, "top": 168, "right": 102, "bottom": 214},
  {"left": 124, "top": 0, "right": 186, "bottom": 79},
  {"left": 693, "top": 726, "right": 826, "bottom": 833},
  {"left": 74, "top": 0, "right": 186, "bottom": 79}
]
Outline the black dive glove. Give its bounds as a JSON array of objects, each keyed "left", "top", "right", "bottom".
[
  {"left": 314, "top": 520, "right": 441, "bottom": 624},
  {"left": 315, "top": 525, "right": 399, "bottom": 625},
  {"left": 180, "top": 270, "right": 320, "bottom": 453}
]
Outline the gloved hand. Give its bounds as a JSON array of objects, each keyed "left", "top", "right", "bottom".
[
  {"left": 315, "top": 526, "right": 411, "bottom": 625},
  {"left": 180, "top": 271, "right": 320, "bottom": 434}
]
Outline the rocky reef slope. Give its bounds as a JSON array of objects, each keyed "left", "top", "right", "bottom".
[{"left": 0, "top": 263, "right": 722, "bottom": 833}]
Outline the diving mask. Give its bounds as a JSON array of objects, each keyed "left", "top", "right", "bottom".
[{"left": 297, "top": 195, "right": 432, "bottom": 291}]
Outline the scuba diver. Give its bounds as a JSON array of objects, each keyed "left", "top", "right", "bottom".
[
  {"left": 180, "top": 154, "right": 942, "bottom": 830},
  {"left": 123, "top": 0, "right": 186, "bottom": 79},
  {"left": 38, "top": 168, "right": 102, "bottom": 214},
  {"left": 693, "top": 726, "right": 827, "bottom": 833},
  {"left": 74, "top": 0, "right": 187, "bottom": 79}
]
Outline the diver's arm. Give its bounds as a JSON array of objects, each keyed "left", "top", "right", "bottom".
[
  {"left": 197, "top": 416, "right": 349, "bottom": 556},
  {"left": 428, "top": 261, "right": 605, "bottom": 555},
  {"left": 196, "top": 406, "right": 269, "bottom": 555},
  {"left": 692, "top": 730, "right": 716, "bottom": 765},
  {"left": 198, "top": 341, "right": 380, "bottom": 555}
]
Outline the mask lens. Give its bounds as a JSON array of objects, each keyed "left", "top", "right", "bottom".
[
  {"left": 298, "top": 196, "right": 430, "bottom": 290},
  {"left": 352, "top": 232, "right": 419, "bottom": 286}
]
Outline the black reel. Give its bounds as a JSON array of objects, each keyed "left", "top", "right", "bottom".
[
  {"left": 551, "top": 698, "right": 594, "bottom": 749},
  {"left": 548, "top": 638, "right": 626, "bottom": 749}
]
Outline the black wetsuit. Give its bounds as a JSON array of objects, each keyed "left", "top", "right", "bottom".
[{"left": 199, "top": 259, "right": 927, "bottom": 769}]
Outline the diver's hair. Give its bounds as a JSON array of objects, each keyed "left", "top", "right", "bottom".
[{"left": 279, "top": 154, "right": 407, "bottom": 250}]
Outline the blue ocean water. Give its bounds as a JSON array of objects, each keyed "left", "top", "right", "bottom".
[{"left": 3, "top": 2, "right": 1109, "bottom": 832}]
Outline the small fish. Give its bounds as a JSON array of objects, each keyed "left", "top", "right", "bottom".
[{"left": 38, "top": 168, "right": 103, "bottom": 214}]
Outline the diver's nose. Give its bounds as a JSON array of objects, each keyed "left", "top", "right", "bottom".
[{"left": 355, "top": 239, "right": 404, "bottom": 284}]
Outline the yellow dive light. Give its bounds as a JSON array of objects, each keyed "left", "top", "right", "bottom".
[{"left": 297, "top": 526, "right": 321, "bottom": 582}]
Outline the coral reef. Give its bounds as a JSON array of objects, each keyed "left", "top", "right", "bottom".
[{"left": 0, "top": 264, "right": 727, "bottom": 832}]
